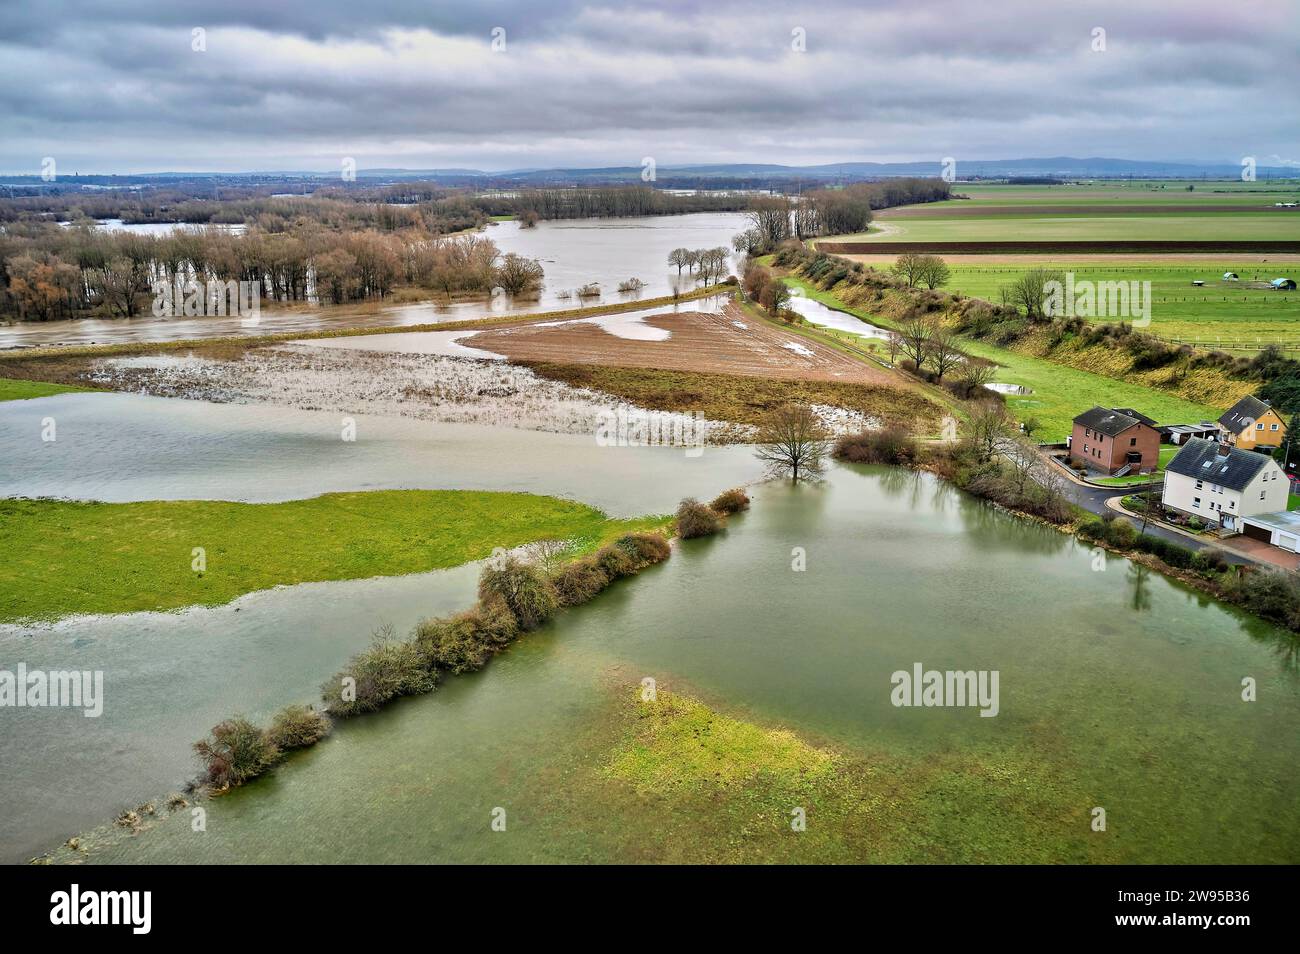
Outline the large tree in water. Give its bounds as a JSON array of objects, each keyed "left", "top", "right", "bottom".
[{"left": 754, "top": 404, "right": 831, "bottom": 482}]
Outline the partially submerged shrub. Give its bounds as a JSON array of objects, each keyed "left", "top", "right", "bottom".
[
  {"left": 194, "top": 716, "right": 280, "bottom": 789},
  {"left": 675, "top": 498, "right": 722, "bottom": 539},
  {"left": 267, "top": 704, "right": 331, "bottom": 750},
  {"left": 710, "top": 488, "right": 751, "bottom": 515},
  {"left": 322, "top": 625, "right": 438, "bottom": 717},
  {"left": 468, "top": 593, "right": 521, "bottom": 650},
  {"left": 615, "top": 531, "right": 672, "bottom": 567},
  {"left": 415, "top": 613, "right": 493, "bottom": 674},
  {"left": 595, "top": 543, "right": 638, "bottom": 579},
  {"left": 478, "top": 557, "right": 558, "bottom": 630},
  {"left": 833, "top": 427, "right": 918, "bottom": 466},
  {"left": 414, "top": 593, "right": 521, "bottom": 674},
  {"left": 551, "top": 558, "right": 611, "bottom": 607}
]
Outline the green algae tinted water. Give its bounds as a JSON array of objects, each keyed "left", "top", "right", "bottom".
[{"left": 68, "top": 465, "right": 1300, "bottom": 864}]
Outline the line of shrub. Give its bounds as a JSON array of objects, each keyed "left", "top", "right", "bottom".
[{"left": 190, "top": 498, "right": 746, "bottom": 791}]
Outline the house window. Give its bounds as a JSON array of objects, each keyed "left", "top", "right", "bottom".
[
  {"left": 1262, "top": 491, "right": 1267, "bottom": 500},
  {"left": 1258, "top": 422, "right": 1264, "bottom": 430},
  {"left": 1272, "top": 423, "right": 1280, "bottom": 431},
  {"left": 1130, "top": 437, "right": 1137, "bottom": 446},
  {"left": 1082, "top": 443, "right": 1089, "bottom": 453},
  {"left": 1193, "top": 497, "right": 1201, "bottom": 508},
  {"left": 1195, "top": 480, "right": 1203, "bottom": 489}
]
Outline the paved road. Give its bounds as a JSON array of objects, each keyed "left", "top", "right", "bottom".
[
  {"left": 994, "top": 441, "right": 1260, "bottom": 567},
  {"left": 1045, "top": 459, "right": 1256, "bottom": 566}
]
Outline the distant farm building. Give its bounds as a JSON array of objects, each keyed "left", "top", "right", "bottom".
[
  {"left": 1159, "top": 422, "right": 1220, "bottom": 445},
  {"left": 1272, "top": 278, "right": 1297, "bottom": 291},
  {"left": 1223, "top": 272, "right": 1240, "bottom": 281}
]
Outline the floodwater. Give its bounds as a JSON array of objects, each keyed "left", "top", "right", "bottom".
[
  {"left": 0, "top": 393, "right": 759, "bottom": 515},
  {"left": 786, "top": 289, "right": 892, "bottom": 338},
  {"left": 0, "top": 390, "right": 765, "bottom": 861},
  {"left": 1, "top": 213, "right": 747, "bottom": 349},
  {"left": 32, "top": 464, "right": 1300, "bottom": 864}
]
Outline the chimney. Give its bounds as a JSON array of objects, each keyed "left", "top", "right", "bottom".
[{"left": 1216, "top": 443, "right": 1231, "bottom": 458}]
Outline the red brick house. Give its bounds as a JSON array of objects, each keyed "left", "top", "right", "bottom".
[{"left": 1069, "top": 406, "right": 1161, "bottom": 476}]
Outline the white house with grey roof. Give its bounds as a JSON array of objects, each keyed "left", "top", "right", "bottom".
[{"left": 1161, "top": 438, "right": 1287, "bottom": 532}]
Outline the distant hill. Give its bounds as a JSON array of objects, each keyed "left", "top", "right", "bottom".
[{"left": 4, "top": 157, "right": 1296, "bottom": 189}]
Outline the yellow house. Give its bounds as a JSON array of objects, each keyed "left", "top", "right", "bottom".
[{"left": 1218, "top": 395, "right": 1287, "bottom": 450}]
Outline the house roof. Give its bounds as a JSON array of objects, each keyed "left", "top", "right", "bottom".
[
  {"left": 1072, "top": 406, "right": 1151, "bottom": 437},
  {"left": 1217, "top": 395, "right": 1272, "bottom": 430},
  {"left": 1111, "top": 407, "right": 1158, "bottom": 427},
  {"left": 1165, "top": 437, "right": 1274, "bottom": 492}
]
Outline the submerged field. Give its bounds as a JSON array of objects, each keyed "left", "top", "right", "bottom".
[{"left": 36, "top": 467, "right": 1300, "bottom": 865}]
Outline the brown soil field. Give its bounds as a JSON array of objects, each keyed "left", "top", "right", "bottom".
[
  {"left": 817, "top": 240, "right": 1300, "bottom": 255},
  {"left": 464, "top": 303, "right": 894, "bottom": 385},
  {"left": 876, "top": 204, "right": 1292, "bottom": 218}
]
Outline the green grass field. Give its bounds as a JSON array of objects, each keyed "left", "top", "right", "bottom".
[
  {"left": 935, "top": 180, "right": 1300, "bottom": 208},
  {"left": 783, "top": 276, "right": 1223, "bottom": 442},
  {"left": 0, "top": 491, "right": 668, "bottom": 623},
  {"left": 0, "top": 377, "right": 90, "bottom": 402},
  {"left": 938, "top": 263, "right": 1300, "bottom": 344}
]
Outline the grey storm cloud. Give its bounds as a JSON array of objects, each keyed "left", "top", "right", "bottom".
[{"left": 0, "top": 0, "right": 1296, "bottom": 173}]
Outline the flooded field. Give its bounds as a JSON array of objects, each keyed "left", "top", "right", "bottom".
[
  {"left": 25, "top": 465, "right": 1300, "bottom": 865},
  {"left": 1, "top": 213, "right": 748, "bottom": 350}
]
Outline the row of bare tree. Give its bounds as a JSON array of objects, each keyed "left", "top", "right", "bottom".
[
  {"left": 732, "top": 178, "right": 953, "bottom": 253},
  {"left": 1, "top": 223, "right": 543, "bottom": 319},
  {"left": 667, "top": 246, "right": 731, "bottom": 283}
]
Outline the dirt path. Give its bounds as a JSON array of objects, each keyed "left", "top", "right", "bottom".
[{"left": 463, "top": 304, "right": 895, "bottom": 384}]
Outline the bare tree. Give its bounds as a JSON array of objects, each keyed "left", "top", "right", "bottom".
[
  {"left": 525, "top": 539, "right": 569, "bottom": 575},
  {"left": 754, "top": 404, "right": 830, "bottom": 482},
  {"left": 747, "top": 196, "right": 793, "bottom": 251},
  {"left": 493, "top": 253, "right": 545, "bottom": 295},
  {"left": 1001, "top": 268, "right": 1066, "bottom": 320},
  {"left": 892, "top": 253, "right": 926, "bottom": 287},
  {"left": 668, "top": 248, "right": 690, "bottom": 274},
  {"left": 957, "top": 359, "right": 996, "bottom": 391},
  {"left": 917, "top": 254, "right": 951, "bottom": 289},
  {"left": 965, "top": 404, "right": 1012, "bottom": 463},
  {"left": 897, "top": 316, "right": 935, "bottom": 367},
  {"left": 885, "top": 330, "right": 903, "bottom": 365},
  {"left": 926, "top": 327, "right": 965, "bottom": 382}
]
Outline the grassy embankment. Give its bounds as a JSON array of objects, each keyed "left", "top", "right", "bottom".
[
  {"left": 0, "top": 378, "right": 91, "bottom": 402},
  {"left": 0, "top": 491, "right": 668, "bottom": 623},
  {"left": 781, "top": 275, "right": 1223, "bottom": 443}
]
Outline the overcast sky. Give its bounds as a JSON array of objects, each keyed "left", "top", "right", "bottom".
[{"left": 2, "top": 0, "right": 1297, "bottom": 174}]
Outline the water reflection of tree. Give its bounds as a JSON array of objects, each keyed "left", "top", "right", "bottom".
[
  {"left": 1126, "top": 563, "right": 1152, "bottom": 613},
  {"left": 953, "top": 493, "right": 1070, "bottom": 557},
  {"left": 1235, "top": 611, "right": 1300, "bottom": 676},
  {"left": 874, "top": 465, "right": 929, "bottom": 510}
]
